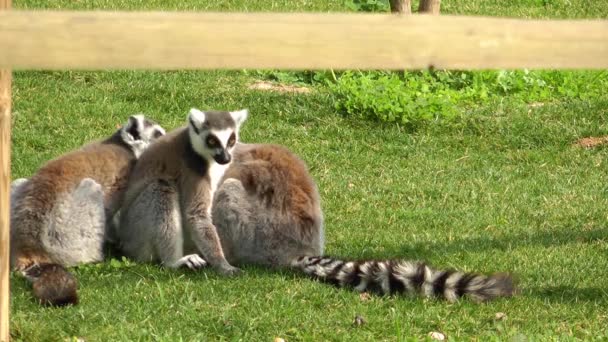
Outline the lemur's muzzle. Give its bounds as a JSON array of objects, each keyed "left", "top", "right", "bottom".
[{"left": 214, "top": 150, "right": 231, "bottom": 165}]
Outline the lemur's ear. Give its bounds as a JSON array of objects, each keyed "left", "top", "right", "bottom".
[
  {"left": 230, "top": 109, "right": 248, "bottom": 127},
  {"left": 123, "top": 114, "right": 145, "bottom": 141},
  {"left": 188, "top": 108, "right": 206, "bottom": 134}
]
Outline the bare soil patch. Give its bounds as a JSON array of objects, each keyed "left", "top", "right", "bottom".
[
  {"left": 573, "top": 136, "right": 608, "bottom": 148},
  {"left": 248, "top": 81, "right": 311, "bottom": 94}
]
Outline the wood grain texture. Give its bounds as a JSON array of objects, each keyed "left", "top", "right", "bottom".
[
  {"left": 419, "top": 0, "right": 441, "bottom": 15},
  {"left": 0, "top": 72, "right": 10, "bottom": 342},
  {"left": 0, "top": 11, "right": 607, "bottom": 70},
  {"left": 0, "top": 4, "right": 11, "bottom": 342},
  {"left": 0, "top": 71, "right": 10, "bottom": 342}
]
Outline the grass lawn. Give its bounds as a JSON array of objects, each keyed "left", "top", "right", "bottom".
[{"left": 8, "top": 0, "right": 608, "bottom": 341}]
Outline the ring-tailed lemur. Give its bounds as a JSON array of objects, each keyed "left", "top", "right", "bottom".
[
  {"left": 116, "top": 107, "right": 514, "bottom": 302},
  {"left": 211, "top": 143, "right": 514, "bottom": 302},
  {"left": 10, "top": 114, "right": 165, "bottom": 306},
  {"left": 116, "top": 108, "right": 247, "bottom": 276}
]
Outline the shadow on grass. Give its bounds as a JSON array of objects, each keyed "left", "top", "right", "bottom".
[
  {"left": 386, "top": 226, "right": 608, "bottom": 260},
  {"left": 10, "top": 226, "right": 601, "bottom": 307},
  {"left": 526, "top": 286, "right": 608, "bottom": 304}
]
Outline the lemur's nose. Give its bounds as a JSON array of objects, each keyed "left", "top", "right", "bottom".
[{"left": 214, "top": 151, "right": 231, "bottom": 165}]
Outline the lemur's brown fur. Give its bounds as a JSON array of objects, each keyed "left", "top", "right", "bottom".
[{"left": 11, "top": 116, "right": 164, "bottom": 306}]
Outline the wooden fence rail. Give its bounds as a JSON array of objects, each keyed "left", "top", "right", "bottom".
[
  {"left": 1, "top": 8, "right": 608, "bottom": 342},
  {"left": 0, "top": 11, "right": 607, "bottom": 70}
]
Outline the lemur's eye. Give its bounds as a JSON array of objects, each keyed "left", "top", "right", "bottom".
[
  {"left": 228, "top": 133, "right": 236, "bottom": 147},
  {"left": 153, "top": 130, "right": 164, "bottom": 139},
  {"left": 206, "top": 136, "right": 218, "bottom": 148}
]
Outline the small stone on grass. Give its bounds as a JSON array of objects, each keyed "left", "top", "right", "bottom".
[
  {"left": 359, "top": 292, "right": 371, "bottom": 301},
  {"left": 428, "top": 331, "right": 446, "bottom": 340},
  {"left": 495, "top": 312, "right": 507, "bottom": 321},
  {"left": 353, "top": 315, "right": 366, "bottom": 326}
]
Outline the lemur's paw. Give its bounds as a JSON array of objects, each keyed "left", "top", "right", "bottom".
[
  {"left": 173, "top": 254, "right": 208, "bottom": 270},
  {"left": 218, "top": 264, "right": 242, "bottom": 277}
]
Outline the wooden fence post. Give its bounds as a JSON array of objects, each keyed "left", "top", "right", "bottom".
[
  {"left": 389, "top": 0, "right": 411, "bottom": 14},
  {"left": 0, "top": 0, "right": 11, "bottom": 340},
  {"left": 419, "top": 0, "right": 441, "bottom": 14}
]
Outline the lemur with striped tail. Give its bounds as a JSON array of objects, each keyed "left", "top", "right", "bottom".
[
  {"left": 117, "top": 108, "right": 515, "bottom": 302},
  {"left": 212, "top": 142, "right": 514, "bottom": 302}
]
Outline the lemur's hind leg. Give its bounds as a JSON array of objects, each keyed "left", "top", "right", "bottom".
[
  {"left": 213, "top": 174, "right": 323, "bottom": 267},
  {"left": 212, "top": 178, "right": 255, "bottom": 264},
  {"left": 213, "top": 177, "right": 295, "bottom": 266},
  {"left": 43, "top": 178, "right": 106, "bottom": 266},
  {"left": 119, "top": 180, "right": 207, "bottom": 270}
]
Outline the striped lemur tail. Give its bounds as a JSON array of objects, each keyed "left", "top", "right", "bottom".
[
  {"left": 291, "top": 256, "right": 515, "bottom": 302},
  {"left": 20, "top": 262, "right": 78, "bottom": 306}
]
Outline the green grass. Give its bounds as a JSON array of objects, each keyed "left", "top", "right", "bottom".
[{"left": 9, "top": 0, "right": 608, "bottom": 341}]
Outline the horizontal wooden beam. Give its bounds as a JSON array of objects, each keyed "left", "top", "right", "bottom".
[{"left": 0, "top": 11, "right": 607, "bottom": 70}]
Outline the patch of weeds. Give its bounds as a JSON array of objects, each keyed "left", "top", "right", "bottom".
[
  {"left": 345, "top": 0, "right": 389, "bottom": 12},
  {"left": 329, "top": 69, "right": 608, "bottom": 125},
  {"left": 252, "top": 68, "right": 608, "bottom": 126},
  {"left": 328, "top": 71, "right": 459, "bottom": 125},
  {"left": 247, "top": 70, "right": 336, "bottom": 86}
]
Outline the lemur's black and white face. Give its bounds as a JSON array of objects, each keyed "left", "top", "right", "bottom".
[
  {"left": 187, "top": 108, "right": 248, "bottom": 165},
  {"left": 121, "top": 114, "right": 166, "bottom": 158}
]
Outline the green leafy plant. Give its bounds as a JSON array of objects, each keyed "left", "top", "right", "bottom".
[
  {"left": 329, "top": 71, "right": 459, "bottom": 125},
  {"left": 327, "top": 69, "right": 608, "bottom": 125},
  {"left": 252, "top": 68, "right": 608, "bottom": 126}
]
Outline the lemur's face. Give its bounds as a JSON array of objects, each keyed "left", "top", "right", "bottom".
[
  {"left": 202, "top": 128, "right": 237, "bottom": 164},
  {"left": 187, "top": 108, "right": 248, "bottom": 165},
  {"left": 121, "top": 114, "right": 166, "bottom": 158}
]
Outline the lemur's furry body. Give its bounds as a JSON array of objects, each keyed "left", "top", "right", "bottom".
[
  {"left": 10, "top": 115, "right": 165, "bottom": 306},
  {"left": 117, "top": 109, "right": 247, "bottom": 275},
  {"left": 212, "top": 143, "right": 324, "bottom": 266},
  {"left": 211, "top": 143, "right": 514, "bottom": 302}
]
